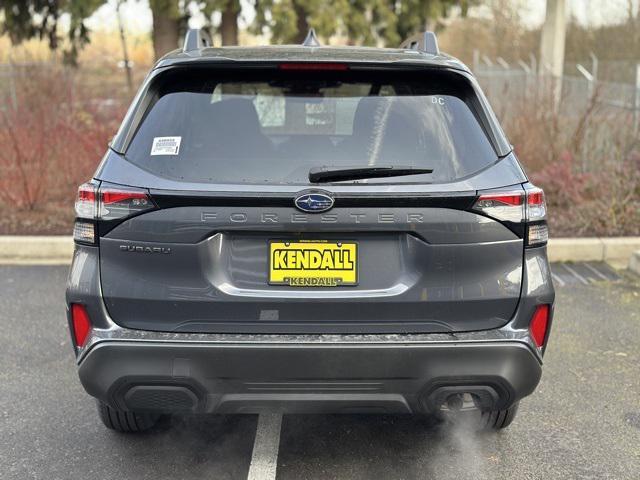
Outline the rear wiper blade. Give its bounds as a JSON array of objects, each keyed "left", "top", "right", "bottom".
[{"left": 309, "top": 165, "right": 433, "bottom": 183}]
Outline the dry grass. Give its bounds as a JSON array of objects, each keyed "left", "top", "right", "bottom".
[
  {"left": 0, "top": 64, "right": 129, "bottom": 234},
  {"left": 499, "top": 81, "right": 640, "bottom": 237}
]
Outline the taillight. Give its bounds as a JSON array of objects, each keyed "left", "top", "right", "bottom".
[
  {"left": 73, "top": 182, "right": 154, "bottom": 244},
  {"left": 473, "top": 190, "right": 525, "bottom": 223},
  {"left": 473, "top": 184, "right": 548, "bottom": 247},
  {"left": 74, "top": 183, "right": 97, "bottom": 244},
  {"left": 526, "top": 187, "right": 546, "bottom": 220},
  {"left": 525, "top": 186, "right": 548, "bottom": 246},
  {"left": 99, "top": 186, "right": 153, "bottom": 220},
  {"left": 73, "top": 220, "right": 96, "bottom": 244},
  {"left": 70, "top": 304, "right": 92, "bottom": 347},
  {"left": 527, "top": 223, "right": 549, "bottom": 246},
  {"left": 529, "top": 304, "right": 550, "bottom": 349},
  {"left": 75, "top": 183, "right": 97, "bottom": 219}
]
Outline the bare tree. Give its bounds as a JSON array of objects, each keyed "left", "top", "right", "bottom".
[
  {"left": 116, "top": 0, "right": 133, "bottom": 92},
  {"left": 150, "top": 0, "right": 181, "bottom": 60}
]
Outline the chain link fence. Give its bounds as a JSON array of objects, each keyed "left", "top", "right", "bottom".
[
  {"left": 0, "top": 61, "right": 144, "bottom": 115},
  {"left": 473, "top": 55, "right": 640, "bottom": 174},
  {"left": 474, "top": 56, "right": 640, "bottom": 128}
]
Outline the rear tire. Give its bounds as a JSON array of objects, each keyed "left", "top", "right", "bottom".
[
  {"left": 96, "top": 400, "right": 160, "bottom": 433},
  {"left": 443, "top": 401, "right": 520, "bottom": 432},
  {"left": 478, "top": 401, "right": 519, "bottom": 431}
]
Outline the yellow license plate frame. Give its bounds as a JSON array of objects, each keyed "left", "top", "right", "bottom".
[{"left": 268, "top": 240, "right": 358, "bottom": 287}]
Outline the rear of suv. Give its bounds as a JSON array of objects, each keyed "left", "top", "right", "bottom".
[{"left": 66, "top": 30, "right": 555, "bottom": 432}]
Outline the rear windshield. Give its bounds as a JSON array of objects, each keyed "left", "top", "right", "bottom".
[{"left": 125, "top": 68, "right": 498, "bottom": 184}]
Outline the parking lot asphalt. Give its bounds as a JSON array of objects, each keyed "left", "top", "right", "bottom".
[{"left": 1, "top": 265, "right": 639, "bottom": 480}]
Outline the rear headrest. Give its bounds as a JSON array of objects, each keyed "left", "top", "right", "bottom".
[
  {"left": 351, "top": 97, "right": 383, "bottom": 137},
  {"left": 208, "top": 98, "right": 263, "bottom": 136},
  {"left": 362, "top": 97, "right": 425, "bottom": 164}
]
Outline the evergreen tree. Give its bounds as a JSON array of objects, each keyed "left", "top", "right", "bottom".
[{"left": 0, "top": 0, "right": 104, "bottom": 64}]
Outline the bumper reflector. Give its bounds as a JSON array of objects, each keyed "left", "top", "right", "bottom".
[
  {"left": 529, "top": 304, "right": 550, "bottom": 348},
  {"left": 71, "top": 304, "right": 92, "bottom": 347}
]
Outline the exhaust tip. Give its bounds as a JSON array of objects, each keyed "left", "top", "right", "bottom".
[
  {"left": 446, "top": 393, "right": 464, "bottom": 411},
  {"left": 423, "top": 385, "right": 502, "bottom": 413}
]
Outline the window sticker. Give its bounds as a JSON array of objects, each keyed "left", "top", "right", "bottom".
[{"left": 150, "top": 136, "right": 181, "bottom": 156}]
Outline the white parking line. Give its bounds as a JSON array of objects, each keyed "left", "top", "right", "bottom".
[
  {"left": 583, "top": 262, "right": 610, "bottom": 281},
  {"left": 551, "top": 272, "right": 566, "bottom": 287},
  {"left": 247, "top": 414, "right": 283, "bottom": 480},
  {"left": 562, "top": 264, "right": 590, "bottom": 285}
]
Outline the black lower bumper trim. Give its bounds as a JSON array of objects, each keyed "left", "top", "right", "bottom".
[{"left": 78, "top": 340, "right": 542, "bottom": 414}]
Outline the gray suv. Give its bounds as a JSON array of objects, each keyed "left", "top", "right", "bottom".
[{"left": 66, "top": 30, "right": 555, "bottom": 432}]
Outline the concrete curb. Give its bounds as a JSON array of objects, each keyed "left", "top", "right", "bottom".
[
  {"left": 629, "top": 251, "right": 640, "bottom": 275},
  {"left": 0, "top": 236, "right": 74, "bottom": 265},
  {"left": 547, "top": 237, "right": 640, "bottom": 266},
  {"left": 0, "top": 236, "right": 639, "bottom": 268}
]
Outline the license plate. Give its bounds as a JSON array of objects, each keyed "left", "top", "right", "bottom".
[{"left": 269, "top": 240, "right": 358, "bottom": 287}]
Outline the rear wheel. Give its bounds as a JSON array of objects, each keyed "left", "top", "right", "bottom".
[
  {"left": 443, "top": 401, "right": 520, "bottom": 432},
  {"left": 478, "top": 402, "right": 519, "bottom": 431},
  {"left": 96, "top": 401, "right": 160, "bottom": 433}
]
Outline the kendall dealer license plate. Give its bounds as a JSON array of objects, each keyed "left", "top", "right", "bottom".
[{"left": 268, "top": 240, "right": 358, "bottom": 287}]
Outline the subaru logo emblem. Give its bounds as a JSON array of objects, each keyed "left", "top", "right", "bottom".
[{"left": 294, "top": 191, "right": 335, "bottom": 213}]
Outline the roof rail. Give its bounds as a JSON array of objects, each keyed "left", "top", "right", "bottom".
[
  {"left": 399, "top": 31, "right": 439, "bottom": 55},
  {"left": 183, "top": 28, "right": 211, "bottom": 53},
  {"left": 302, "top": 28, "right": 321, "bottom": 47}
]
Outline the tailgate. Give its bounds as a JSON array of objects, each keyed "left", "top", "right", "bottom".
[{"left": 99, "top": 202, "right": 523, "bottom": 334}]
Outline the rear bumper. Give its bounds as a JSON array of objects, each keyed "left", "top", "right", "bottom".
[
  {"left": 78, "top": 338, "right": 542, "bottom": 415},
  {"left": 69, "top": 244, "right": 553, "bottom": 414}
]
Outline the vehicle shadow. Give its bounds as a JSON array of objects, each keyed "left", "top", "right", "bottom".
[
  {"left": 95, "top": 414, "right": 258, "bottom": 480},
  {"left": 277, "top": 414, "right": 503, "bottom": 480}
]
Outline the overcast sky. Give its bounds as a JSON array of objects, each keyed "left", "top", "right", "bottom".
[{"left": 85, "top": 0, "right": 639, "bottom": 35}]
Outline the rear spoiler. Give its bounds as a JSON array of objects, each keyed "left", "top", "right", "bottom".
[{"left": 399, "top": 31, "right": 439, "bottom": 55}]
